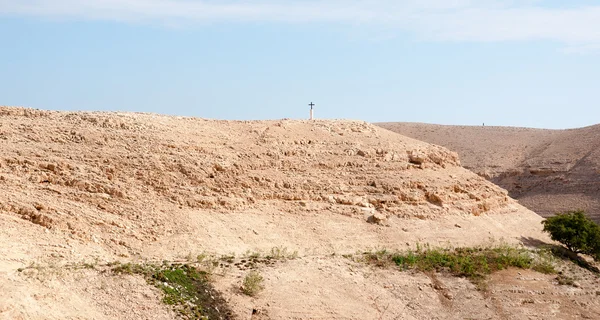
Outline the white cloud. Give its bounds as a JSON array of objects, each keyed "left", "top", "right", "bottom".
[{"left": 2, "top": 0, "right": 600, "bottom": 49}]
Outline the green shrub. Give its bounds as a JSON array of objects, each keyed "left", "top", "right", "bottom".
[
  {"left": 241, "top": 271, "right": 264, "bottom": 296},
  {"left": 542, "top": 210, "right": 600, "bottom": 261}
]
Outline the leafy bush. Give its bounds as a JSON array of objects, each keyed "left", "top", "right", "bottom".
[{"left": 542, "top": 210, "right": 600, "bottom": 261}]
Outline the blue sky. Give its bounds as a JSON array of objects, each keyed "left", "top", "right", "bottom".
[{"left": 1, "top": 1, "right": 599, "bottom": 129}]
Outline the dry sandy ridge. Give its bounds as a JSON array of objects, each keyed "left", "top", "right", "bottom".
[
  {"left": 0, "top": 106, "right": 596, "bottom": 319},
  {"left": 377, "top": 122, "right": 600, "bottom": 222}
]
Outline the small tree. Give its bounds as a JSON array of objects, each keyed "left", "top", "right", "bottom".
[{"left": 542, "top": 210, "right": 600, "bottom": 261}]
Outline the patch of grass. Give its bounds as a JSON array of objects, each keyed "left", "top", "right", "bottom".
[
  {"left": 241, "top": 270, "right": 264, "bottom": 297},
  {"left": 531, "top": 248, "right": 559, "bottom": 274},
  {"left": 196, "top": 253, "right": 208, "bottom": 263},
  {"left": 361, "top": 244, "right": 557, "bottom": 288},
  {"left": 220, "top": 254, "right": 236, "bottom": 264},
  {"left": 241, "top": 247, "right": 298, "bottom": 262},
  {"left": 265, "top": 246, "right": 298, "bottom": 261},
  {"left": 112, "top": 262, "right": 233, "bottom": 319},
  {"left": 362, "top": 249, "right": 394, "bottom": 268},
  {"left": 243, "top": 250, "right": 261, "bottom": 260},
  {"left": 111, "top": 262, "right": 153, "bottom": 275},
  {"left": 18, "top": 261, "right": 66, "bottom": 282},
  {"left": 80, "top": 262, "right": 97, "bottom": 270}
]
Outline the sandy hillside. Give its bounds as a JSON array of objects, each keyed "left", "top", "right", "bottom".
[
  {"left": 377, "top": 122, "right": 600, "bottom": 221},
  {"left": 1, "top": 107, "right": 598, "bottom": 320}
]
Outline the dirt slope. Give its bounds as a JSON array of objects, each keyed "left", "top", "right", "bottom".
[
  {"left": 377, "top": 122, "right": 600, "bottom": 221},
  {"left": 1, "top": 107, "right": 591, "bottom": 319}
]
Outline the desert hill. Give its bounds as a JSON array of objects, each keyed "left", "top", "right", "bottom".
[
  {"left": 2, "top": 107, "right": 598, "bottom": 319},
  {"left": 377, "top": 122, "right": 600, "bottom": 222}
]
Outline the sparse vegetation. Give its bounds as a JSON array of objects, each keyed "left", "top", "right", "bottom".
[
  {"left": 17, "top": 261, "right": 67, "bottom": 282},
  {"left": 112, "top": 262, "right": 233, "bottom": 319},
  {"left": 220, "top": 254, "right": 236, "bottom": 264},
  {"left": 243, "top": 250, "right": 261, "bottom": 260},
  {"left": 266, "top": 246, "right": 298, "bottom": 260},
  {"left": 241, "top": 270, "right": 264, "bottom": 296},
  {"left": 546, "top": 245, "right": 600, "bottom": 274},
  {"left": 542, "top": 210, "right": 600, "bottom": 261},
  {"left": 240, "top": 247, "right": 299, "bottom": 262},
  {"left": 106, "top": 249, "right": 294, "bottom": 318},
  {"left": 359, "top": 244, "right": 556, "bottom": 288}
]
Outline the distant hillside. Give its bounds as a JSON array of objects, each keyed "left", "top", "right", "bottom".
[{"left": 377, "top": 122, "right": 600, "bottom": 221}]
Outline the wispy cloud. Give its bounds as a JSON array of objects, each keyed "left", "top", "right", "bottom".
[{"left": 2, "top": 0, "right": 600, "bottom": 49}]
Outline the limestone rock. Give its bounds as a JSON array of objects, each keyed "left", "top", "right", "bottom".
[{"left": 367, "top": 212, "right": 387, "bottom": 225}]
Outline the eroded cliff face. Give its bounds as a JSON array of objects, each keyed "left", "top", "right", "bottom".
[{"left": 378, "top": 122, "right": 600, "bottom": 221}]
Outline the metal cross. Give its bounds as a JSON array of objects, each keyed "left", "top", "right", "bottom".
[{"left": 309, "top": 102, "right": 315, "bottom": 109}]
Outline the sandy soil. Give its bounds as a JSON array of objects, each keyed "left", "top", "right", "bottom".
[
  {"left": 1, "top": 106, "right": 597, "bottom": 319},
  {"left": 377, "top": 122, "right": 600, "bottom": 221}
]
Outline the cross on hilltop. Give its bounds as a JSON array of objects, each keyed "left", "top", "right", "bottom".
[{"left": 309, "top": 102, "right": 315, "bottom": 120}]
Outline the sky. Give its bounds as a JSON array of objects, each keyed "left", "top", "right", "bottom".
[{"left": 1, "top": 0, "right": 600, "bottom": 129}]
